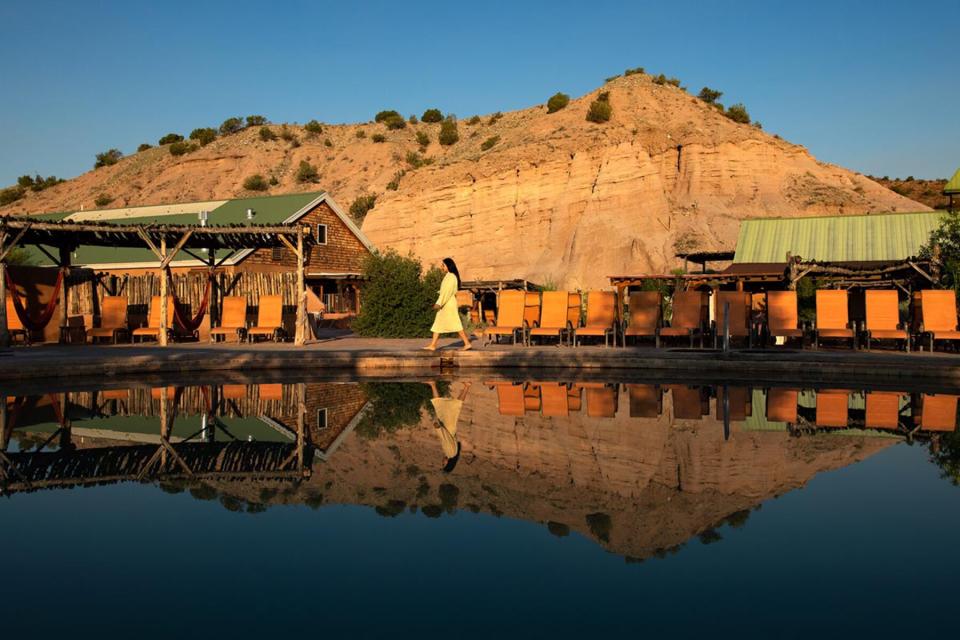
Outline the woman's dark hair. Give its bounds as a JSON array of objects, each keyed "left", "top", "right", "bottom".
[
  {"left": 443, "top": 442, "right": 462, "bottom": 474},
  {"left": 442, "top": 257, "right": 461, "bottom": 288}
]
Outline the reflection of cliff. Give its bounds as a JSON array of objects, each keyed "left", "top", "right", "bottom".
[{"left": 207, "top": 383, "right": 894, "bottom": 559}]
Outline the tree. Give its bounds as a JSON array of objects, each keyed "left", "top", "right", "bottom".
[
  {"left": 725, "top": 103, "right": 751, "bottom": 124},
  {"left": 349, "top": 193, "right": 377, "bottom": 221},
  {"left": 0, "top": 186, "right": 25, "bottom": 206},
  {"left": 94, "top": 193, "right": 113, "bottom": 207},
  {"left": 295, "top": 160, "right": 319, "bottom": 183},
  {"left": 624, "top": 66, "right": 644, "bottom": 76},
  {"left": 243, "top": 174, "right": 269, "bottom": 191},
  {"left": 168, "top": 141, "right": 196, "bottom": 156},
  {"left": 467, "top": 115, "right": 481, "bottom": 125},
  {"left": 158, "top": 133, "right": 183, "bottom": 145},
  {"left": 94, "top": 148, "right": 123, "bottom": 168},
  {"left": 586, "top": 97, "right": 612, "bottom": 123},
  {"left": 546, "top": 92, "right": 570, "bottom": 113},
  {"left": 189, "top": 127, "right": 217, "bottom": 146},
  {"left": 438, "top": 116, "right": 459, "bottom": 146},
  {"left": 219, "top": 117, "right": 244, "bottom": 135},
  {"left": 355, "top": 381, "right": 441, "bottom": 438},
  {"left": 259, "top": 126, "right": 277, "bottom": 141},
  {"left": 920, "top": 210, "right": 960, "bottom": 291},
  {"left": 245, "top": 115, "right": 267, "bottom": 127},
  {"left": 375, "top": 110, "right": 402, "bottom": 123},
  {"left": 137, "top": 143, "right": 153, "bottom": 152},
  {"left": 352, "top": 250, "right": 445, "bottom": 338},
  {"left": 698, "top": 87, "right": 723, "bottom": 104},
  {"left": 304, "top": 119, "right": 323, "bottom": 134},
  {"left": 421, "top": 108, "right": 443, "bottom": 123}
]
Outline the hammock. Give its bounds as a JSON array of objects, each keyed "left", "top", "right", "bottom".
[
  {"left": 168, "top": 273, "right": 212, "bottom": 333},
  {"left": 4, "top": 270, "right": 64, "bottom": 333}
]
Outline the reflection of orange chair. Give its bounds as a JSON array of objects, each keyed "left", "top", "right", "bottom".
[
  {"left": 918, "top": 394, "right": 958, "bottom": 432},
  {"left": 487, "top": 382, "right": 525, "bottom": 416},
  {"left": 816, "top": 390, "right": 849, "bottom": 427},
  {"left": 523, "top": 384, "right": 541, "bottom": 412},
  {"left": 221, "top": 384, "right": 247, "bottom": 400},
  {"left": 260, "top": 384, "right": 283, "bottom": 401},
  {"left": 150, "top": 387, "right": 178, "bottom": 401},
  {"left": 814, "top": 291, "right": 857, "bottom": 349},
  {"left": 670, "top": 385, "right": 708, "bottom": 420},
  {"left": 540, "top": 384, "right": 569, "bottom": 417},
  {"left": 628, "top": 384, "right": 662, "bottom": 418},
  {"left": 919, "top": 290, "right": 960, "bottom": 351},
  {"left": 660, "top": 291, "right": 707, "bottom": 347},
  {"left": 865, "top": 392, "right": 903, "bottom": 429},
  {"left": 766, "top": 388, "right": 798, "bottom": 423},
  {"left": 100, "top": 389, "right": 129, "bottom": 401},
  {"left": 583, "top": 383, "right": 618, "bottom": 418},
  {"left": 568, "top": 385, "right": 582, "bottom": 412},
  {"left": 716, "top": 387, "right": 751, "bottom": 421}
]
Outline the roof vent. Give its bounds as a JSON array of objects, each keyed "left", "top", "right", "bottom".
[
  {"left": 198, "top": 210, "right": 208, "bottom": 226},
  {"left": 246, "top": 208, "right": 255, "bottom": 220}
]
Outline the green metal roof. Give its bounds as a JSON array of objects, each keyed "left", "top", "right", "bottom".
[
  {"left": 945, "top": 168, "right": 960, "bottom": 195},
  {"left": 20, "top": 414, "right": 294, "bottom": 443},
  {"left": 733, "top": 211, "right": 946, "bottom": 263}
]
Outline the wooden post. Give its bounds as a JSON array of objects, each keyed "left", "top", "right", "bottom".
[
  {"left": 59, "top": 247, "right": 70, "bottom": 343},
  {"left": 0, "top": 257, "right": 8, "bottom": 348},
  {"left": 159, "top": 237, "right": 168, "bottom": 347},
  {"left": 0, "top": 397, "right": 10, "bottom": 452},
  {"left": 297, "top": 382, "right": 306, "bottom": 475},
  {"left": 159, "top": 388, "right": 169, "bottom": 469},
  {"left": 295, "top": 228, "right": 306, "bottom": 345}
]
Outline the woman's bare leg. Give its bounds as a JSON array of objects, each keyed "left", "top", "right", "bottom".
[
  {"left": 423, "top": 332, "right": 440, "bottom": 350},
  {"left": 458, "top": 330, "right": 472, "bottom": 350}
]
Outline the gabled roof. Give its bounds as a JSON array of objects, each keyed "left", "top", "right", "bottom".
[
  {"left": 734, "top": 211, "right": 946, "bottom": 263},
  {"left": 946, "top": 168, "right": 960, "bottom": 195}
]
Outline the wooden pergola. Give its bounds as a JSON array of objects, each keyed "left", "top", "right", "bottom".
[{"left": 0, "top": 216, "right": 315, "bottom": 346}]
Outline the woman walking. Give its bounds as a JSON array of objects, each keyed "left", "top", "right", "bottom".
[{"left": 423, "top": 257, "right": 472, "bottom": 351}]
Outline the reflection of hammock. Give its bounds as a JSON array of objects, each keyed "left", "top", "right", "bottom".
[
  {"left": 4, "top": 270, "right": 63, "bottom": 332},
  {"left": 167, "top": 272, "right": 212, "bottom": 332}
]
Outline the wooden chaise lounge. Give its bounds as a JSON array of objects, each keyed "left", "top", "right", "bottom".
[
  {"left": 483, "top": 290, "right": 527, "bottom": 345},
  {"left": 247, "top": 295, "right": 284, "bottom": 342},
  {"left": 918, "top": 290, "right": 960, "bottom": 351},
  {"left": 713, "top": 291, "right": 753, "bottom": 348},
  {"left": 813, "top": 290, "right": 857, "bottom": 349},
  {"left": 766, "top": 291, "right": 804, "bottom": 346},
  {"left": 89, "top": 296, "right": 129, "bottom": 344},
  {"left": 623, "top": 291, "right": 661, "bottom": 347},
  {"left": 864, "top": 290, "right": 909, "bottom": 351},
  {"left": 574, "top": 291, "right": 617, "bottom": 347},
  {"left": 659, "top": 291, "right": 707, "bottom": 348},
  {"left": 132, "top": 296, "right": 175, "bottom": 343},
  {"left": 528, "top": 291, "right": 576, "bottom": 346}
]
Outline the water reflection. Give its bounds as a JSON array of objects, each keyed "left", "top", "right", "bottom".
[{"left": 3, "top": 378, "right": 959, "bottom": 559}]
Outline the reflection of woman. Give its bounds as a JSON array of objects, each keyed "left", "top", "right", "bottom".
[
  {"left": 423, "top": 257, "right": 472, "bottom": 351},
  {"left": 428, "top": 381, "right": 471, "bottom": 473}
]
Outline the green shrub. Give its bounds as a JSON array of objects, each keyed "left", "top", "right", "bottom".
[
  {"left": 415, "top": 131, "right": 430, "bottom": 147},
  {"left": 219, "top": 117, "right": 244, "bottom": 135},
  {"left": 168, "top": 141, "right": 196, "bottom": 156},
  {"left": 354, "top": 381, "right": 439, "bottom": 437},
  {"left": 259, "top": 126, "right": 277, "bottom": 141},
  {"left": 137, "top": 143, "right": 152, "bottom": 152},
  {"left": 375, "top": 110, "right": 401, "bottom": 123},
  {"left": 246, "top": 115, "right": 267, "bottom": 127},
  {"left": 467, "top": 115, "right": 481, "bottom": 125},
  {"left": 624, "top": 66, "right": 644, "bottom": 76},
  {"left": 725, "top": 103, "right": 751, "bottom": 124},
  {"left": 386, "top": 170, "right": 405, "bottom": 190},
  {"left": 349, "top": 193, "right": 377, "bottom": 222},
  {"left": 296, "top": 160, "right": 319, "bottom": 183},
  {"left": 189, "top": 127, "right": 217, "bottom": 146},
  {"left": 16, "top": 175, "right": 34, "bottom": 188},
  {"left": 94, "top": 148, "right": 123, "bottom": 168},
  {"left": 324, "top": 138, "right": 333, "bottom": 147},
  {"left": 18, "top": 174, "right": 62, "bottom": 192},
  {"left": 0, "top": 186, "right": 25, "bottom": 206},
  {"left": 408, "top": 114, "right": 418, "bottom": 124},
  {"left": 753, "top": 121, "right": 763, "bottom": 130},
  {"left": 921, "top": 210, "right": 960, "bottom": 291},
  {"left": 421, "top": 108, "right": 443, "bottom": 123},
  {"left": 94, "top": 193, "right": 113, "bottom": 207},
  {"left": 353, "top": 250, "right": 444, "bottom": 338},
  {"left": 371, "top": 133, "right": 386, "bottom": 143},
  {"left": 356, "top": 129, "right": 366, "bottom": 139},
  {"left": 480, "top": 135, "right": 500, "bottom": 151},
  {"left": 158, "top": 133, "right": 183, "bottom": 145},
  {"left": 605, "top": 75, "right": 620, "bottom": 83},
  {"left": 488, "top": 111, "right": 503, "bottom": 125},
  {"left": 597, "top": 91, "right": 610, "bottom": 102},
  {"left": 698, "top": 87, "right": 723, "bottom": 104},
  {"left": 666, "top": 77, "right": 681, "bottom": 87},
  {"left": 269, "top": 175, "right": 279, "bottom": 186},
  {"left": 279, "top": 125, "right": 297, "bottom": 142},
  {"left": 438, "top": 116, "right": 459, "bottom": 146},
  {"left": 406, "top": 151, "right": 426, "bottom": 168},
  {"left": 586, "top": 97, "right": 612, "bottom": 123},
  {"left": 546, "top": 92, "right": 570, "bottom": 113},
  {"left": 243, "top": 174, "right": 269, "bottom": 191},
  {"left": 383, "top": 114, "right": 406, "bottom": 130},
  {"left": 304, "top": 119, "right": 323, "bottom": 134}
]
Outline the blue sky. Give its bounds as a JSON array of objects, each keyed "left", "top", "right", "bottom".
[{"left": 1, "top": 0, "right": 956, "bottom": 186}]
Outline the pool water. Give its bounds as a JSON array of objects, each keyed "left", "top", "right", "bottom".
[{"left": 2, "top": 378, "right": 958, "bottom": 637}]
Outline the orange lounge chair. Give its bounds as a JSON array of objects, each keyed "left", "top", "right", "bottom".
[
  {"left": 5, "top": 296, "right": 30, "bottom": 344},
  {"left": 659, "top": 291, "right": 707, "bottom": 348},
  {"left": 623, "top": 291, "right": 661, "bottom": 347},
  {"left": 713, "top": 291, "right": 753, "bottom": 348},
  {"left": 132, "top": 296, "right": 175, "bottom": 342},
  {"left": 766, "top": 388, "right": 798, "bottom": 423},
  {"left": 89, "top": 296, "right": 130, "bottom": 344},
  {"left": 528, "top": 291, "right": 576, "bottom": 346},
  {"left": 917, "top": 394, "right": 958, "bottom": 432},
  {"left": 540, "top": 383, "right": 570, "bottom": 417},
  {"left": 669, "top": 385, "right": 709, "bottom": 420},
  {"left": 487, "top": 382, "right": 525, "bottom": 416},
  {"left": 766, "top": 291, "right": 804, "bottom": 346},
  {"left": 813, "top": 290, "right": 857, "bottom": 349},
  {"left": 575, "top": 291, "right": 617, "bottom": 347},
  {"left": 581, "top": 383, "right": 618, "bottom": 418},
  {"left": 716, "top": 386, "right": 752, "bottom": 421},
  {"left": 247, "top": 295, "right": 284, "bottom": 342},
  {"left": 210, "top": 296, "right": 248, "bottom": 343},
  {"left": 864, "top": 290, "right": 909, "bottom": 351},
  {"left": 864, "top": 392, "right": 903, "bottom": 429},
  {"left": 815, "top": 390, "right": 849, "bottom": 428},
  {"left": 918, "top": 290, "right": 960, "bottom": 351},
  {"left": 483, "top": 290, "right": 527, "bottom": 345},
  {"left": 628, "top": 384, "right": 662, "bottom": 418}
]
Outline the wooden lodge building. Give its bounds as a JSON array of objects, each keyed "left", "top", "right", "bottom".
[{"left": 6, "top": 191, "right": 375, "bottom": 342}]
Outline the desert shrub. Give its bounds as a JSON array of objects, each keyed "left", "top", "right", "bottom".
[
  {"left": 408, "top": 114, "right": 418, "bottom": 124},
  {"left": 158, "top": 133, "right": 183, "bottom": 145},
  {"left": 438, "top": 116, "right": 459, "bottom": 146},
  {"left": 666, "top": 77, "right": 681, "bottom": 87},
  {"left": 349, "top": 193, "right": 377, "bottom": 222},
  {"left": 546, "top": 92, "right": 570, "bottom": 113},
  {"left": 18, "top": 174, "right": 62, "bottom": 192},
  {"left": 137, "top": 143, "right": 152, "bottom": 152},
  {"left": 168, "top": 141, "right": 196, "bottom": 156},
  {"left": 375, "top": 109, "right": 402, "bottom": 123},
  {"left": 259, "top": 126, "right": 277, "bottom": 141},
  {"left": 605, "top": 75, "right": 620, "bottom": 83},
  {"left": 585, "top": 512, "right": 613, "bottom": 543},
  {"left": 725, "top": 103, "right": 751, "bottom": 124},
  {"left": 384, "top": 115, "right": 406, "bottom": 130},
  {"left": 371, "top": 133, "right": 386, "bottom": 143},
  {"left": 356, "top": 129, "right": 366, "bottom": 139},
  {"left": 296, "top": 160, "right": 319, "bottom": 183},
  {"left": 480, "top": 135, "right": 500, "bottom": 151},
  {"left": 189, "top": 127, "right": 217, "bottom": 146},
  {"left": 386, "top": 170, "right": 405, "bottom": 190},
  {"left": 94, "top": 148, "right": 123, "bottom": 168},
  {"left": 290, "top": 138, "right": 301, "bottom": 148},
  {"left": 488, "top": 111, "right": 503, "bottom": 125},
  {"left": 0, "top": 186, "right": 25, "bottom": 206},
  {"left": 586, "top": 97, "right": 612, "bottom": 123},
  {"left": 406, "top": 151, "right": 426, "bottom": 168},
  {"left": 279, "top": 125, "right": 297, "bottom": 141},
  {"left": 245, "top": 115, "right": 267, "bottom": 127},
  {"left": 415, "top": 131, "right": 430, "bottom": 147},
  {"left": 324, "top": 138, "right": 333, "bottom": 147},
  {"left": 243, "top": 174, "right": 269, "bottom": 191},
  {"left": 920, "top": 210, "right": 960, "bottom": 291},
  {"left": 597, "top": 91, "right": 610, "bottom": 102},
  {"left": 698, "top": 87, "right": 723, "bottom": 104},
  {"left": 354, "top": 381, "right": 440, "bottom": 437},
  {"left": 304, "top": 119, "right": 323, "bottom": 134},
  {"left": 269, "top": 175, "right": 279, "bottom": 186},
  {"left": 219, "top": 117, "right": 244, "bottom": 135},
  {"left": 624, "top": 66, "right": 644, "bottom": 76},
  {"left": 653, "top": 74, "right": 680, "bottom": 86},
  {"left": 467, "top": 115, "right": 481, "bottom": 125},
  {"left": 753, "top": 121, "right": 763, "bottom": 130},
  {"left": 94, "top": 193, "right": 113, "bottom": 207},
  {"left": 421, "top": 108, "right": 443, "bottom": 123},
  {"left": 353, "top": 250, "right": 445, "bottom": 338}
]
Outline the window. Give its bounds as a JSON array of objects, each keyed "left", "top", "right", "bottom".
[
  {"left": 316, "top": 223, "right": 328, "bottom": 245},
  {"left": 272, "top": 247, "right": 282, "bottom": 261},
  {"left": 316, "top": 408, "right": 328, "bottom": 430}
]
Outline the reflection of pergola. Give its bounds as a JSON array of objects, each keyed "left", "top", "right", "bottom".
[{"left": 0, "top": 217, "right": 315, "bottom": 346}]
